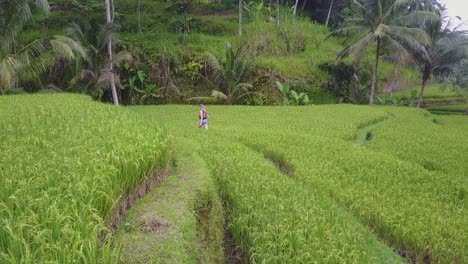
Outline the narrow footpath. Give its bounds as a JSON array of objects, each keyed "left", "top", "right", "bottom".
[{"left": 114, "top": 141, "right": 224, "bottom": 263}]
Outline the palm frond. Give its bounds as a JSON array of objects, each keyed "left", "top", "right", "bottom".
[
  {"left": 17, "top": 50, "right": 55, "bottom": 83},
  {"left": 382, "top": 37, "right": 409, "bottom": 63},
  {"left": 387, "top": 26, "right": 431, "bottom": 45},
  {"left": 233, "top": 83, "right": 254, "bottom": 94},
  {"left": 374, "top": 24, "right": 389, "bottom": 38},
  {"left": 337, "top": 33, "right": 374, "bottom": 61},
  {"left": 0, "top": 56, "right": 20, "bottom": 90},
  {"left": 49, "top": 39, "right": 75, "bottom": 61},
  {"left": 206, "top": 51, "right": 226, "bottom": 85},
  {"left": 396, "top": 11, "right": 439, "bottom": 27},
  {"left": 79, "top": 69, "right": 96, "bottom": 81},
  {"left": 331, "top": 26, "right": 370, "bottom": 38},
  {"left": 211, "top": 90, "right": 228, "bottom": 100},
  {"left": 111, "top": 51, "right": 132, "bottom": 68},
  {"left": 52, "top": 35, "right": 87, "bottom": 59},
  {"left": 0, "top": 0, "right": 31, "bottom": 54}
]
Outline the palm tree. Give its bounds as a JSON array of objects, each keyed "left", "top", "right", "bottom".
[
  {"left": 67, "top": 23, "right": 131, "bottom": 100},
  {"left": 239, "top": 0, "right": 243, "bottom": 36},
  {"left": 206, "top": 43, "right": 259, "bottom": 105},
  {"left": 450, "top": 60, "right": 468, "bottom": 111},
  {"left": 333, "top": 0, "right": 437, "bottom": 104},
  {"left": 276, "top": 0, "right": 280, "bottom": 27},
  {"left": 137, "top": 0, "right": 142, "bottom": 37},
  {"left": 0, "top": 0, "right": 84, "bottom": 94},
  {"left": 293, "top": 0, "right": 299, "bottom": 16},
  {"left": 415, "top": 18, "right": 468, "bottom": 107},
  {"left": 325, "top": 0, "right": 334, "bottom": 27},
  {"left": 105, "top": 0, "right": 119, "bottom": 105}
]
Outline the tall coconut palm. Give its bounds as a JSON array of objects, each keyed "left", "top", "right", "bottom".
[
  {"left": 450, "top": 59, "right": 468, "bottom": 110},
  {"left": 293, "top": 0, "right": 299, "bottom": 16},
  {"left": 239, "top": 0, "right": 243, "bottom": 36},
  {"left": 333, "top": 0, "right": 437, "bottom": 104},
  {"left": 67, "top": 23, "right": 132, "bottom": 100},
  {"left": 325, "top": 0, "right": 334, "bottom": 27},
  {"left": 137, "top": 0, "right": 142, "bottom": 37},
  {"left": 105, "top": 0, "right": 119, "bottom": 105},
  {"left": 415, "top": 18, "right": 468, "bottom": 107},
  {"left": 276, "top": 0, "right": 280, "bottom": 27},
  {"left": 407, "top": 0, "right": 442, "bottom": 13},
  {"left": 0, "top": 0, "right": 84, "bottom": 94}
]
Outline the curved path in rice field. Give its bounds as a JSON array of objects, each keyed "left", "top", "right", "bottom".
[{"left": 115, "top": 141, "right": 227, "bottom": 263}]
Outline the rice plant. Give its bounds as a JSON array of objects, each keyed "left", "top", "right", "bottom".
[
  {"left": 131, "top": 104, "right": 467, "bottom": 263},
  {"left": 0, "top": 94, "right": 170, "bottom": 263}
]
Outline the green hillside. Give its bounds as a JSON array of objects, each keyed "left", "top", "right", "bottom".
[{"left": 19, "top": 0, "right": 422, "bottom": 104}]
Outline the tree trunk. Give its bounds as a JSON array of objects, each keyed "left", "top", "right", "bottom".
[
  {"left": 325, "top": 0, "right": 334, "bottom": 27},
  {"left": 276, "top": 0, "right": 280, "bottom": 27},
  {"left": 301, "top": 0, "right": 307, "bottom": 10},
  {"left": 417, "top": 65, "right": 431, "bottom": 108},
  {"left": 110, "top": 0, "right": 115, "bottom": 21},
  {"left": 239, "top": 0, "right": 242, "bottom": 36},
  {"left": 417, "top": 78, "right": 427, "bottom": 108},
  {"left": 293, "top": 0, "right": 299, "bottom": 16},
  {"left": 370, "top": 37, "right": 380, "bottom": 105},
  {"left": 137, "top": 0, "right": 142, "bottom": 36},
  {"left": 105, "top": 0, "right": 119, "bottom": 105}
]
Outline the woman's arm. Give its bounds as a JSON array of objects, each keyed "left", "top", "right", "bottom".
[{"left": 199, "top": 110, "right": 203, "bottom": 125}]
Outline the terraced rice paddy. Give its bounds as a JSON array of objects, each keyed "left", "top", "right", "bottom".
[
  {"left": 131, "top": 104, "right": 467, "bottom": 263},
  {"left": 0, "top": 94, "right": 170, "bottom": 263},
  {"left": 1, "top": 94, "right": 466, "bottom": 263}
]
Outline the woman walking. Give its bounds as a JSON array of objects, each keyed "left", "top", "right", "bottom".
[{"left": 198, "top": 104, "right": 209, "bottom": 130}]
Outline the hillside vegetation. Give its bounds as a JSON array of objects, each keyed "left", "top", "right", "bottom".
[{"left": 17, "top": 0, "right": 424, "bottom": 105}]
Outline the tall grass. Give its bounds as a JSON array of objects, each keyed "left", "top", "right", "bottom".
[{"left": 0, "top": 94, "right": 170, "bottom": 262}]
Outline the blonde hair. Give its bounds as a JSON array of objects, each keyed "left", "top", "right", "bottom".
[{"left": 199, "top": 104, "right": 208, "bottom": 118}]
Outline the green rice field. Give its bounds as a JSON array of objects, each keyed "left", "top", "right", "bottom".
[
  {"left": 1, "top": 94, "right": 467, "bottom": 263},
  {"left": 0, "top": 94, "right": 170, "bottom": 263}
]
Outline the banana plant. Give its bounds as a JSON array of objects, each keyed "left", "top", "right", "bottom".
[
  {"left": 275, "top": 80, "right": 311, "bottom": 105},
  {"left": 275, "top": 80, "right": 290, "bottom": 105},
  {"left": 290, "top": 90, "right": 310, "bottom": 105}
]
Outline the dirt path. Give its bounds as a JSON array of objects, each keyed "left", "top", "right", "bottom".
[{"left": 114, "top": 141, "right": 224, "bottom": 263}]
